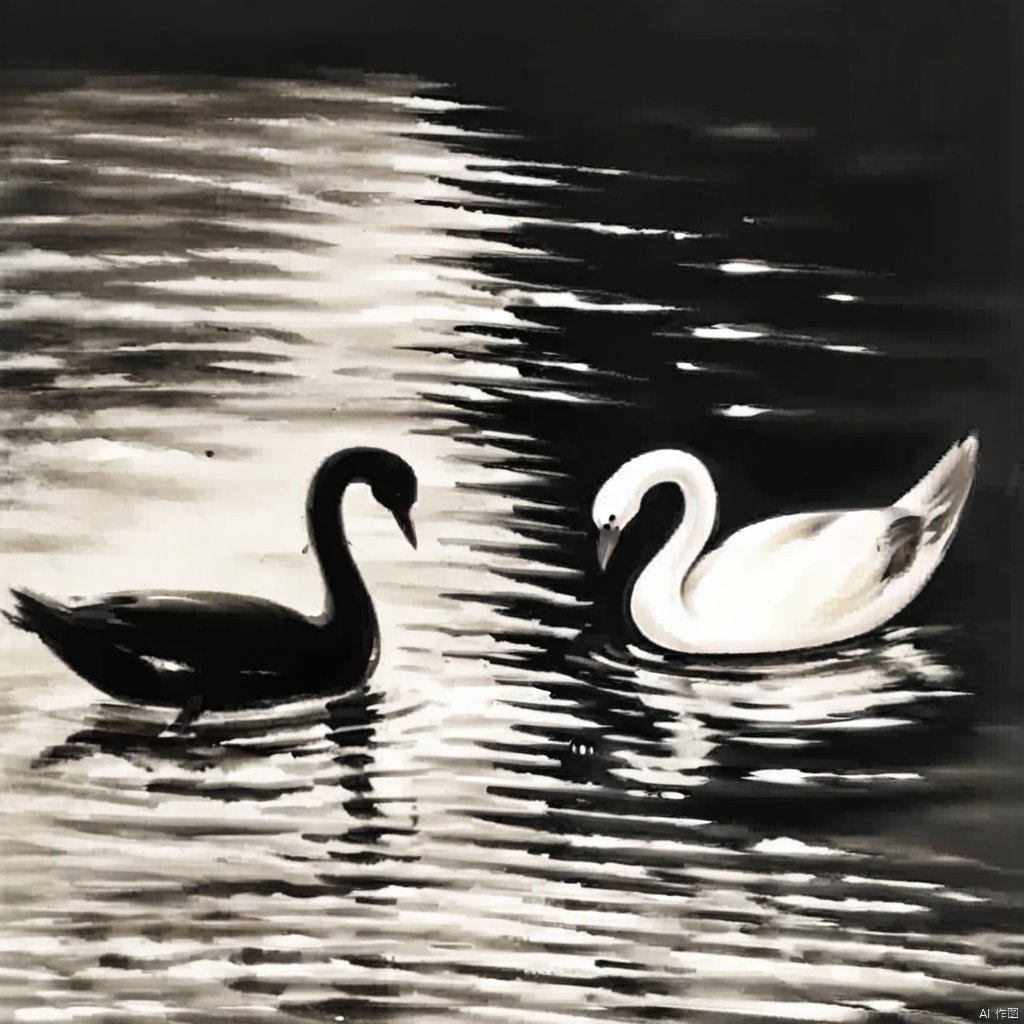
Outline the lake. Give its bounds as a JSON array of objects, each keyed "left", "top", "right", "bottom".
[{"left": 0, "top": 72, "right": 1021, "bottom": 1024}]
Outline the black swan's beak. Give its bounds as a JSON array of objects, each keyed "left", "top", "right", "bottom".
[
  {"left": 393, "top": 507, "right": 417, "bottom": 549},
  {"left": 596, "top": 526, "right": 620, "bottom": 571}
]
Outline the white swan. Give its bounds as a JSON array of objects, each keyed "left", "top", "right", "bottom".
[{"left": 592, "top": 433, "right": 979, "bottom": 655}]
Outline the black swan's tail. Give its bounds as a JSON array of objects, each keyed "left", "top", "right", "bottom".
[{"left": 4, "top": 588, "right": 70, "bottom": 636}]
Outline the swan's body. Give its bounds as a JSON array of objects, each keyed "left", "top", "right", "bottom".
[
  {"left": 4, "top": 447, "right": 418, "bottom": 725},
  {"left": 593, "top": 433, "right": 979, "bottom": 655}
]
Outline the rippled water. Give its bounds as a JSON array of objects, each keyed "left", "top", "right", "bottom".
[{"left": 0, "top": 74, "right": 1021, "bottom": 1023}]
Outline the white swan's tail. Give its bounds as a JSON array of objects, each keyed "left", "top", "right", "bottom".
[{"left": 897, "top": 431, "right": 980, "bottom": 547}]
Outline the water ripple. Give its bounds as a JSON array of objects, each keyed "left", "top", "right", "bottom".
[{"left": 0, "top": 72, "right": 1018, "bottom": 1024}]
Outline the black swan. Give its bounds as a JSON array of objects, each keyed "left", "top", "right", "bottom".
[{"left": 4, "top": 447, "right": 418, "bottom": 729}]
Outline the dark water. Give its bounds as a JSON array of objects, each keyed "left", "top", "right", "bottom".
[{"left": 0, "top": 74, "right": 1021, "bottom": 1023}]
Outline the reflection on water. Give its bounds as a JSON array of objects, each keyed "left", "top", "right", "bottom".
[
  {"left": 0, "top": 74, "right": 1020, "bottom": 1023},
  {"left": 539, "top": 627, "right": 974, "bottom": 811}
]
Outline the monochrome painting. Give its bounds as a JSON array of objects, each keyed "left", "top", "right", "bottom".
[{"left": 1, "top": 3, "right": 1019, "bottom": 1021}]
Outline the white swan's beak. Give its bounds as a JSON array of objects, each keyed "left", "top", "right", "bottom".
[
  {"left": 596, "top": 526, "right": 620, "bottom": 571},
  {"left": 393, "top": 508, "right": 417, "bottom": 549}
]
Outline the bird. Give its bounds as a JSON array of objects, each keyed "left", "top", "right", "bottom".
[
  {"left": 4, "top": 447, "right": 418, "bottom": 730},
  {"left": 592, "top": 432, "right": 979, "bottom": 655}
]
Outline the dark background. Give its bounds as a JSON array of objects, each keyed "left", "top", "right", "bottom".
[
  {"left": 1, "top": 0, "right": 1018, "bottom": 280},
  {"left": 1, "top": 1, "right": 1017, "bottom": 368}
]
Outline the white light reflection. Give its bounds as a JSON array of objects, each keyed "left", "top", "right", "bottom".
[
  {"left": 692, "top": 324, "right": 765, "bottom": 340},
  {"left": 719, "top": 260, "right": 778, "bottom": 275},
  {"left": 716, "top": 404, "right": 771, "bottom": 418}
]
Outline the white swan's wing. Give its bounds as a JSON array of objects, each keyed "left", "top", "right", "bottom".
[
  {"left": 897, "top": 432, "right": 978, "bottom": 550},
  {"left": 682, "top": 508, "right": 920, "bottom": 636},
  {"left": 657, "top": 433, "right": 977, "bottom": 653}
]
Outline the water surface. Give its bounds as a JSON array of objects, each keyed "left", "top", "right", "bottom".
[{"left": 0, "top": 74, "right": 1020, "bottom": 1024}]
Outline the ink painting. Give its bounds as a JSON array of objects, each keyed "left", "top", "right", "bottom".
[{"left": 1, "top": 3, "right": 1020, "bottom": 1022}]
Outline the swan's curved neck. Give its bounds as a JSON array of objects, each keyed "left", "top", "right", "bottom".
[
  {"left": 306, "top": 453, "right": 376, "bottom": 632},
  {"left": 629, "top": 451, "right": 718, "bottom": 642}
]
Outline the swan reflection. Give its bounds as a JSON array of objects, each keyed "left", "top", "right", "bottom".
[
  {"left": 540, "top": 625, "right": 973, "bottom": 809},
  {"left": 32, "top": 685, "right": 401, "bottom": 835}
]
